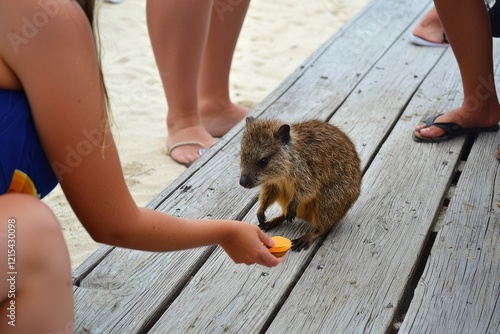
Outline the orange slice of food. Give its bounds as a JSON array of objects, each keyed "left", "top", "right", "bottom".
[{"left": 268, "top": 236, "right": 292, "bottom": 257}]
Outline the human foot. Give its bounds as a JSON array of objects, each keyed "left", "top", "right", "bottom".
[
  {"left": 167, "top": 125, "right": 216, "bottom": 167},
  {"left": 200, "top": 101, "right": 248, "bottom": 138},
  {"left": 411, "top": 7, "right": 449, "bottom": 47},
  {"left": 410, "top": 33, "right": 448, "bottom": 47},
  {"left": 413, "top": 107, "right": 500, "bottom": 142},
  {"left": 496, "top": 144, "right": 500, "bottom": 160}
]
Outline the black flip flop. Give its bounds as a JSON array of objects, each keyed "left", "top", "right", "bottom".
[{"left": 413, "top": 114, "right": 500, "bottom": 143}]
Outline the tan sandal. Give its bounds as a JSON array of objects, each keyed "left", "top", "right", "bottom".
[{"left": 167, "top": 141, "right": 206, "bottom": 167}]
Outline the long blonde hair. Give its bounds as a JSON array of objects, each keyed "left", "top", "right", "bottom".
[{"left": 77, "top": 0, "right": 112, "bottom": 143}]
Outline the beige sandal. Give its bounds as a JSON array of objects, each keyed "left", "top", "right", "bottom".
[{"left": 167, "top": 141, "right": 206, "bottom": 167}]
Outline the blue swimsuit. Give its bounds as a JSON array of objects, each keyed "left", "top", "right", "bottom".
[{"left": 0, "top": 89, "right": 58, "bottom": 198}]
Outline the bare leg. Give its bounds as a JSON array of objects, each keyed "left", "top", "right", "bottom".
[
  {"left": 146, "top": 0, "right": 216, "bottom": 166},
  {"left": 198, "top": 0, "right": 250, "bottom": 137},
  {"left": 414, "top": 0, "right": 500, "bottom": 140},
  {"left": 0, "top": 194, "right": 73, "bottom": 333},
  {"left": 412, "top": 7, "right": 447, "bottom": 45}
]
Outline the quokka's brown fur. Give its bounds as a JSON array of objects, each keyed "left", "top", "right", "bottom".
[{"left": 239, "top": 117, "right": 361, "bottom": 251}]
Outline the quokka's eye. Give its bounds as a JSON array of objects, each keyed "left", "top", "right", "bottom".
[{"left": 259, "top": 157, "right": 269, "bottom": 167}]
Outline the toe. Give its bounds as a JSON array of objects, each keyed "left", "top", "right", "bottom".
[
  {"left": 415, "top": 121, "right": 426, "bottom": 132},
  {"left": 416, "top": 124, "right": 446, "bottom": 139},
  {"left": 168, "top": 143, "right": 205, "bottom": 166}
]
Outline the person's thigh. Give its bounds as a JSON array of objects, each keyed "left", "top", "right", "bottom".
[{"left": 0, "top": 193, "right": 73, "bottom": 333}]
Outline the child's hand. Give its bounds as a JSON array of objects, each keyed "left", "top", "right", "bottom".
[{"left": 219, "top": 221, "right": 285, "bottom": 267}]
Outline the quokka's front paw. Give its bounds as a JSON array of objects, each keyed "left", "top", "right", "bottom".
[
  {"left": 285, "top": 211, "right": 296, "bottom": 223},
  {"left": 291, "top": 236, "right": 312, "bottom": 252},
  {"left": 257, "top": 212, "right": 266, "bottom": 225},
  {"left": 285, "top": 203, "right": 297, "bottom": 223},
  {"left": 258, "top": 222, "right": 271, "bottom": 231}
]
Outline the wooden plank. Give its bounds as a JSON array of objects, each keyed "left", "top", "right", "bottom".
[
  {"left": 72, "top": 0, "right": 451, "bottom": 332},
  {"left": 67, "top": 0, "right": 450, "bottom": 286},
  {"left": 323, "top": 7, "right": 446, "bottom": 168},
  {"left": 73, "top": 247, "right": 217, "bottom": 333},
  {"left": 153, "top": 0, "right": 441, "bottom": 217},
  {"left": 147, "top": 205, "right": 315, "bottom": 333},
  {"left": 146, "top": 2, "right": 456, "bottom": 333},
  {"left": 399, "top": 132, "right": 500, "bottom": 333},
  {"left": 264, "top": 41, "right": 469, "bottom": 334},
  {"left": 146, "top": 0, "right": 437, "bottom": 210},
  {"left": 72, "top": 245, "right": 113, "bottom": 285}
]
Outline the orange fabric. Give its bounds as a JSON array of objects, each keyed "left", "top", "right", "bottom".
[{"left": 8, "top": 169, "right": 38, "bottom": 197}]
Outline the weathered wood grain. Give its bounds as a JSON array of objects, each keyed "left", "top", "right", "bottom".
[
  {"left": 145, "top": 0, "right": 439, "bottom": 209},
  {"left": 264, "top": 40, "right": 469, "bottom": 334},
  {"left": 73, "top": 247, "right": 217, "bottom": 333},
  {"left": 399, "top": 130, "right": 500, "bottom": 334},
  {"left": 72, "top": 0, "right": 500, "bottom": 333},
  {"left": 146, "top": 2, "right": 461, "bottom": 333},
  {"left": 147, "top": 205, "right": 315, "bottom": 333},
  {"left": 72, "top": 245, "right": 113, "bottom": 285},
  {"left": 72, "top": 0, "right": 439, "bottom": 332}
]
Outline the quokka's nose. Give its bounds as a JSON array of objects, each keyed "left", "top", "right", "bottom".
[{"left": 239, "top": 175, "right": 253, "bottom": 188}]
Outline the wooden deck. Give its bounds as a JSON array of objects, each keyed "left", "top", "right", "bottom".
[{"left": 72, "top": 0, "right": 500, "bottom": 332}]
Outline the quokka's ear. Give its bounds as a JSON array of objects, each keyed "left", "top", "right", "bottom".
[
  {"left": 277, "top": 124, "right": 291, "bottom": 145},
  {"left": 245, "top": 117, "right": 256, "bottom": 126}
]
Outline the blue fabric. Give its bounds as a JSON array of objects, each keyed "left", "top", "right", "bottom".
[{"left": 0, "top": 89, "right": 58, "bottom": 198}]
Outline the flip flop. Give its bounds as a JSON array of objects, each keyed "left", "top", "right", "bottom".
[
  {"left": 413, "top": 114, "right": 500, "bottom": 143},
  {"left": 167, "top": 141, "right": 206, "bottom": 167},
  {"left": 409, "top": 32, "right": 449, "bottom": 47}
]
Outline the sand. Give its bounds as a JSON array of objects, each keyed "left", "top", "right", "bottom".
[{"left": 42, "top": 0, "right": 369, "bottom": 270}]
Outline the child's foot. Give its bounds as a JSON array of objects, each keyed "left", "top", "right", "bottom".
[
  {"left": 200, "top": 101, "right": 248, "bottom": 138},
  {"left": 167, "top": 125, "right": 216, "bottom": 167},
  {"left": 411, "top": 7, "right": 449, "bottom": 47}
]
